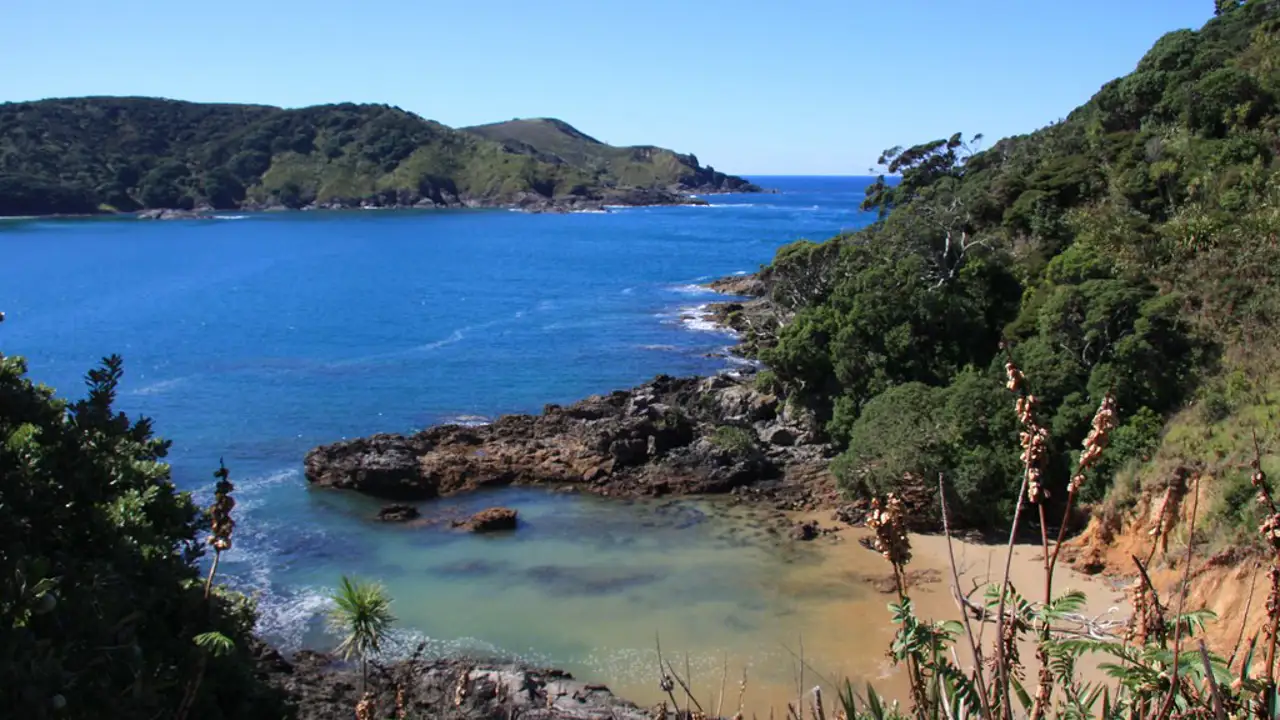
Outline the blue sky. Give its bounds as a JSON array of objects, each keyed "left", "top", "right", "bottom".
[{"left": 2, "top": 0, "right": 1212, "bottom": 174}]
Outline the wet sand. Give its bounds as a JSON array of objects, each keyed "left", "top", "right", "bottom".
[{"left": 605, "top": 511, "right": 1131, "bottom": 717}]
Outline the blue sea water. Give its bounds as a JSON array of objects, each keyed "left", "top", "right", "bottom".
[{"left": 0, "top": 176, "right": 882, "bottom": 704}]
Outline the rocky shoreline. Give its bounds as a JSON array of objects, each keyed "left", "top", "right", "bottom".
[
  {"left": 285, "top": 272, "right": 857, "bottom": 718},
  {"left": 306, "top": 370, "right": 839, "bottom": 513},
  {"left": 135, "top": 185, "right": 727, "bottom": 220},
  {"left": 302, "top": 269, "right": 843, "bottom": 519},
  {"left": 255, "top": 642, "right": 652, "bottom": 720}
]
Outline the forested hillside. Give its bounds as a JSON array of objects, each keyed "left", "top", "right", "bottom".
[
  {"left": 0, "top": 98, "right": 754, "bottom": 215},
  {"left": 743, "top": 0, "right": 1280, "bottom": 537}
]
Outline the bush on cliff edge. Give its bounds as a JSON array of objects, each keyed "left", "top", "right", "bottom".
[{"left": 0, "top": 352, "right": 285, "bottom": 720}]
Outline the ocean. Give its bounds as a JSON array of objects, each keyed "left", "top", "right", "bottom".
[{"left": 0, "top": 176, "right": 883, "bottom": 705}]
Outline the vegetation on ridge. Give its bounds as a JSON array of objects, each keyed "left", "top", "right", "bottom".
[
  {"left": 747, "top": 0, "right": 1280, "bottom": 536},
  {"left": 0, "top": 97, "right": 755, "bottom": 215},
  {"left": 465, "top": 117, "right": 760, "bottom": 193}
]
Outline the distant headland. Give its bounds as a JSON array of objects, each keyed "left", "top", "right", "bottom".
[{"left": 0, "top": 97, "right": 761, "bottom": 217}]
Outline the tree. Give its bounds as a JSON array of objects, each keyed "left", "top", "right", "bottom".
[
  {"left": 862, "top": 132, "right": 982, "bottom": 217},
  {"left": 138, "top": 160, "right": 193, "bottom": 209},
  {"left": 0, "top": 352, "right": 282, "bottom": 719},
  {"left": 328, "top": 576, "right": 395, "bottom": 690},
  {"left": 1215, "top": 0, "right": 1243, "bottom": 15}
]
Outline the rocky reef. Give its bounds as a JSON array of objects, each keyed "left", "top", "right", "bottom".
[
  {"left": 256, "top": 644, "right": 650, "bottom": 720},
  {"left": 305, "top": 372, "right": 837, "bottom": 512}
]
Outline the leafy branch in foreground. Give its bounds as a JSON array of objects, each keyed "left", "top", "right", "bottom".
[{"left": 328, "top": 575, "right": 396, "bottom": 691}]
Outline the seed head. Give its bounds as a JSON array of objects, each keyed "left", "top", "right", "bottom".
[
  {"left": 208, "top": 462, "right": 236, "bottom": 552},
  {"left": 1259, "top": 513, "right": 1280, "bottom": 552},
  {"left": 1126, "top": 575, "right": 1166, "bottom": 646},
  {"left": 1070, "top": 393, "right": 1117, "bottom": 492},
  {"left": 1005, "top": 362, "right": 1025, "bottom": 392},
  {"left": 867, "top": 493, "right": 912, "bottom": 568},
  {"left": 355, "top": 692, "right": 374, "bottom": 720}
]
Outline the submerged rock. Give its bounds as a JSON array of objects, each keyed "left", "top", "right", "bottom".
[
  {"left": 790, "top": 520, "right": 820, "bottom": 541},
  {"left": 376, "top": 503, "right": 420, "bottom": 522},
  {"left": 456, "top": 507, "right": 519, "bottom": 533}
]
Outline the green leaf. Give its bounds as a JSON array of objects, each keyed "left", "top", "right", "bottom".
[
  {"left": 865, "top": 681, "right": 886, "bottom": 720},
  {"left": 193, "top": 631, "right": 235, "bottom": 658},
  {"left": 1010, "top": 675, "right": 1033, "bottom": 714},
  {"left": 327, "top": 575, "right": 396, "bottom": 663}
]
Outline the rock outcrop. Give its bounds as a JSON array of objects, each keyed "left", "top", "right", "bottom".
[
  {"left": 707, "top": 272, "right": 768, "bottom": 297},
  {"left": 256, "top": 644, "right": 650, "bottom": 720},
  {"left": 305, "top": 373, "right": 834, "bottom": 509},
  {"left": 376, "top": 504, "right": 421, "bottom": 522},
  {"left": 455, "top": 507, "right": 519, "bottom": 533}
]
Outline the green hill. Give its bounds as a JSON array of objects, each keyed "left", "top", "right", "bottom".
[
  {"left": 742, "top": 0, "right": 1280, "bottom": 539},
  {"left": 464, "top": 117, "right": 760, "bottom": 193},
  {"left": 0, "top": 97, "right": 755, "bottom": 216}
]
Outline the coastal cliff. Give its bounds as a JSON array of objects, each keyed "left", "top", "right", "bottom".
[{"left": 0, "top": 97, "right": 759, "bottom": 216}]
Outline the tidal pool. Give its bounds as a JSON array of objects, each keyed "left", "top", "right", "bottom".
[{"left": 232, "top": 484, "right": 904, "bottom": 713}]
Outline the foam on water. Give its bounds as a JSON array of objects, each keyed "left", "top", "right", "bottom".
[
  {"left": 442, "top": 414, "right": 491, "bottom": 427},
  {"left": 676, "top": 304, "right": 737, "bottom": 335},
  {"left": 254, "top": 586, "right": 334, "bottom": 652},
  {"left": 670, "top": 283, "right": 715, "bottom": 295},
  {"left": 127, "top": 376, "right": 192, "bottom": 396}
]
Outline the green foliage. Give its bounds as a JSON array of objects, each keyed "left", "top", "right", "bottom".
[
  {"left": 193, "top": 631, "right": 236, "bottom": 658},
  {"left": 0, "top": 99, "right": 754, "bottom": 215},
  {"left": 708, "top": 425, "right": 757, "bottom": 456},
  {"left": 833, "top": 383, "right": 949, "bottom": 498},
  {"left": 744, "top": 4, "right": 1280, "bottom": 528},
  {"left": 0, "top": 353, "right": 283, "bottom": 720},
  {"left": 752, "top": 369, "right": 779, "bottom": 395},
  {"left": 833, "top": 372, "right": 1020, "bottom": 526},
  {"left": 327, "top": 575, "right": 395, "bottom": 687}
]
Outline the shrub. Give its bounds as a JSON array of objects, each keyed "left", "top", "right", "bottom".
[
  {"left": 708, "top": 425, "right": 757, "bottom": 456},
  {"left": 0, "top": 353, "right": 283, "bottom": 720},
  {"left": 752, "top": 369, "right": 779, "bottom": 395}
]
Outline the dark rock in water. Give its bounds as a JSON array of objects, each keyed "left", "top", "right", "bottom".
[
  {"left": 306, "top": 433, "right": 429, "bottom": 499},
  {"left": 376, "top": 503, "right": 420, "bottom": 522},
  {"left": 429, "top": 558, "right": 510, "bottom": 578},
  {"left": 790, "top": 520, "right": 820, "bottom": 542},
  {"left": 455, "top": 507, "right": 518, "bottom": 533},
  {"left": 256, "top": 643, "right": 649, "bottom": 720},
  {"left": 524, "top": 565, "right": 663, "bottom": 597},
  {"left": 305, "top": 370, "right": 837, "bottom": 511}
]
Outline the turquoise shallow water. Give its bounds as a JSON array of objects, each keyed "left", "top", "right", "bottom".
[{"left": 0, "top": 177, "right": 880, "bottom": 704}]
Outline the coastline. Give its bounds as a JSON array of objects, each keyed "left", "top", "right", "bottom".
[
  {"left": 1, "top": 183, "right": 769, "bottom": 222},
  {"left": 264, "top": 270, "right": 1136, "bottom": 717}
]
